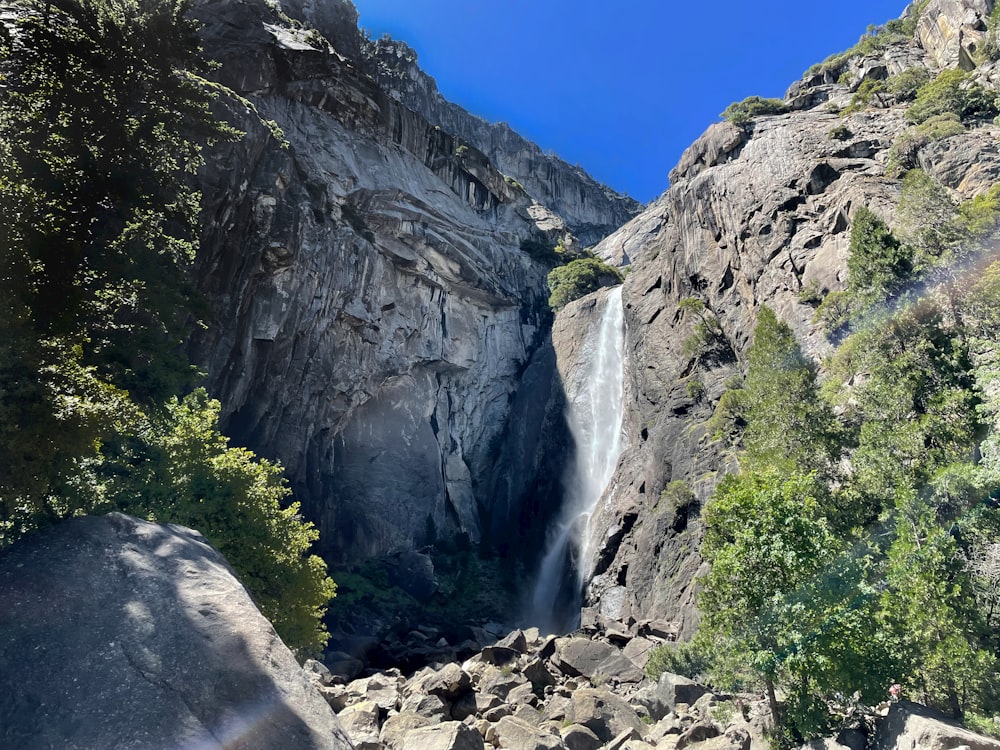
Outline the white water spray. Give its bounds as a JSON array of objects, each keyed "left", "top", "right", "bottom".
[{"left": 529, "top": 285, "right": 626, "bottom": 633}]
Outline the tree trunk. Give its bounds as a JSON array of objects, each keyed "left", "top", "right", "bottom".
[{"left": 766, "top": 676, "right": 781, "bottom": 725}]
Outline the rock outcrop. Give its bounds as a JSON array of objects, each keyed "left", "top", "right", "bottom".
[
  {"left": 873, "top": 702, "right": 1000, "bottom": 750},
  {"left": 578, "top": 0, "right": 1000, "bottom": 630},
  {"left": 0, "top": 513, "right": 351, "bottom": 749},
  {"left": 188, "top": 0, "right": 631, "bottom": 565},
  {"left": 361, "top": 37, "right": 642, "bottom": 247}
]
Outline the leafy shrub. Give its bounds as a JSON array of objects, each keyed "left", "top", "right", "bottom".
[
  {"left": 685, "top": 379, "right": 705, "bottom": 401},
  {"left": 906, "top": 69, "right": 998, "bottom": 125},
  {"left": 645, "top": 638, "right": 715, "bottom": 681},
  {"left": 888, "top": 67, "right": 931, "bottom": 102},
  {"left": 827, "top": 125, "right": 852, "bottom": 141},
  {"left": 707, "top": 387, "right": 748, "bottom": 441},
  {"left": 813, "top": 290, "right": 852, "bottom": 336},
  {"left": 721, "top": 96, "right": 787, "bottom": 125},
  {"left": 679, "top": 298, "right": 726, "bottom": 360},
  {"left": 546, "top": 257, "right": 622, "bottom": 310},
  {"left": 846, "top": 206, "right": 912, "bottom": 312},
  {"left": 659, "top": 480, "right": 696, "bottom": 513},
  {"left": 806, "top": 19, "right": 915, "bottom": 79},
  {"left": 959, "top": 183, "right": 1000, "bottom": 241},
  {"left": 841, "top": 78, "right": 887, "bottom": 114}
]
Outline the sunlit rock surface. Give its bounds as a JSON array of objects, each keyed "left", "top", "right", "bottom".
[{"left": 0, "top": 513, "right": 351, "bottom": 750}]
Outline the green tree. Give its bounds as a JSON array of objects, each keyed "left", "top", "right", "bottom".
[
  {"left": 546, "top": 257, "right": 622, "bottom": 310},
  {"left": 0, "top": 0, "right": 235, "bottom": 529},
  {"left": 700, "top": 470, "right": 840, "bottom": 725},
  {"left": 846, "top": 206, "right": 912, "bottom": 316},
  {"left": 742, "top": 307, "right": 835, "bottom": 474},
  {"left": 881, "top": 487, "right": 997, "bottom": 717}
]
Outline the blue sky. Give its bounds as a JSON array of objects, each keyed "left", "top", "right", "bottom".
[{"left": 352, "top": 1, "right": 910, "bottom": 203}]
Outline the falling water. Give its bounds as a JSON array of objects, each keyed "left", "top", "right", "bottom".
[{"left": 528, "top": 285, "right": 626, "bottom": 633}]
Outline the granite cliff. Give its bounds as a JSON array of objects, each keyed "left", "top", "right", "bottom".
[
  {"left": 580, "top": 0, "right": 1000, "bottom": 633},
  {"left": 187, "top": 0, "right": 636, "bottom": 567}
]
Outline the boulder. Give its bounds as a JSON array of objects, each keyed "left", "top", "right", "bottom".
[
  {"left": 633, "top": 673, "right": 710, "bottom": 721},
  {"left": 421, "top": 662, "right": 473, "bottom": 700},
  {"left": 495, "top": 715, "right": 567, "bottom": 750},
  {"left": 675, "top": 722, "right": 720, "bottom": 749},
  {"left": 338, "top": 700, "right": 381, "bottom": 750},
  {"left": 399, "top": 691, "right": 450, "bottom": 720},
  {"left": 401, "top": 720, "right": 486, "bottom": 750},
  {"left": 570, "top": 687, "right": 646, "bottom": 743},
  {"left": 380, "top": 712, "right": 434, "bottom": 750},
  {"left": 552, "top": 637, "right": 644, "bottom": 683},
  {"left": 604, "top": 728, "right": 644, "bottom": 750},
  {"left": 0, "top": 513, "right": 351, "bottom": 750},
  {"left": 622, "top": 637, "right": 658, "bottom": 670},
  {"left": 561, "top": 723, "right": 602, "bottom": 750},
  {"left": 480, "top": 644, "right": 520, "bottom": 666},
  {"left": 691, "top": 727, "right": 750, "bottom": 750},
  {"left": 872, "top": 701, "right": 1000, "bottom": 750},
  {"left": 497, "top": 629, "right": 529, "bottom": 653}
]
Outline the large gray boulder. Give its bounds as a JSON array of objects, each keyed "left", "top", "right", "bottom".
[
  {"left": 0, "top": 513, "right": 351, "bottom": 749},
  {"left": 551, "top": 637, "right": 644, "bottom": 683},
  {"left": 873, "top": 702, "right": 1000, "bottom": 750}
]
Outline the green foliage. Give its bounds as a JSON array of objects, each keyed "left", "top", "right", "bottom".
[
  {"left": 846, "top": 206, "right": 912, "bottom": 315},
  {"left": 827, "top": 125, "right": 852, "bottom": 142},
  {"left": 685, "top": 379, "right": 705, "bottom": 401},
  {"left": 88, "top": 391, "right": 337, "bottom": 657},
  {"left": 896, "top": 169, "right": 964, "bottom": 269},
  {"left": 906, "top": 69, "right": 998, "bottom": 125},
  {"left": 455, "top": 144, "right": 470, "bottom": 157},
  {"left": 680, "top": 297, "right": 727, "bottom": 361},
  {"left": 813, "top": 290, "right": 852, "bottom": 337},
  {"left": 706, "top": 387, "right": 748, "bottom": 442},
  {"left": 659, "top": 480, "right": 696, "bottom": 513},
  {"left": 977, "top": 4, "right": 1000, "bottom": 62},
  {"left": 841, "top": 78, "right": 887, "bottom": 115},
  {"left": 806, "top": 17, "right": 917, "bottom": 80},
  {"left": 0, "top": 0, "right": 234, "bottom": 529},
  {"left": 742, "top": 307, "right": 835, "bottom": 473},
  {"left": 546, "top": 257, "right": 622, "bottom": 310},
  {"left": 645, "top": 635, "right": 716, "bottom": 682},
  {"left": 887, "top": 67, "right": 931, "bottom": 102},
  {"left": 721, "top": 96, "right": 787, "bottom": 125}
]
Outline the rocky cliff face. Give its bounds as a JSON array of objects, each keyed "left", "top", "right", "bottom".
[
  {"left": 579, "top": 0, "right": 1000, "bottom": 632},
  {"left": 361, "top": 37, "right": 643, "bottom": 248},
  {"left": 188, "top": 0, "right": 630, "bottom": 565}
]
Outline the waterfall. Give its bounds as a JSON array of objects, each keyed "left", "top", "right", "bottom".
[{"left": 528, "top": 285, "right": 626, "bottom": 633}]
